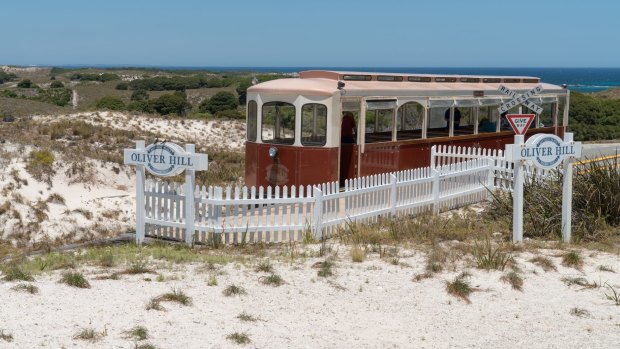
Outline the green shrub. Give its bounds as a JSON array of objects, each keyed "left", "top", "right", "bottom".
[
  {"left": 151, "top": 94, "right": 190, "bottom": 116},
  {"left": 17, "top": 79, "right": 36, "bottom": 88},
  {"left": 131, "top": 89, "right": 149, "bottom": 101},
  {"left": 96, "top": 96, "right": 125, "bottom": 110},
  {"left": 50, "top": 80, "right": 64, "bottom": 88},
  {"left": 0, "top": 71, "right": 17, "bottom": 84},
  {"left": 116, "top": 82, "right": 129, "bottom": 90},
  {"left": 199, "top": 91, "right": 238, "bottom": 114},
  {"left": 26, "top": 148, "right": 55, "bottom": 182}
]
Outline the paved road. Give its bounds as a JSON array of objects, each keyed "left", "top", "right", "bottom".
[{"left": 581, "top": 143, "right": 620, "bottom": 160}]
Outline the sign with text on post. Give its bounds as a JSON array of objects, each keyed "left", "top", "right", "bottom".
[
  {"left": 505, "top": 132, "right": 582, "bottom": 244},
  {"left": 124, "top": 142, "right": 208, "bottom": 176},
  {"left": 506, "top": 114, "right": 535, "bottom": 135},
  {"left": 124, "top": 141, "right": 208, "bottom": 246}
]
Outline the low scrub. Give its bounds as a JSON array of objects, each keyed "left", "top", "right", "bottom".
[
  {"left": 471, "top": 238, "right": 513, "bottom": 271},
  {"left": 26, "top": 148, "right": 55, "bottom": 184},
  {"left": 489, "top": 156, "right": 620, "bottom": 242},
  {"left": 561, "top": 251, "right": 584, "bottom": 270},
  {"left": 2, "top": 266, "right": 35, "bottom": 282},
  {"left": 60, "top": 272, "right": 90, "bottom": 288},
  {"left": 227, "top": 332, "right": 251, "bottom": 345},
  {"left": 223, "top": 284, "right": 246, "bottom": 297},
  {"left": 259, "top": 274, "right": 285, "bottom": 287},
  {"left": 11, "top": 283, "right": 39, "bottom": 294},
  {"left": 446, "top": 272, "right": 475, "bottom": 304},
  {"left": 500, "top": 271, "right": 523, "bottom": 291},
  {"left": 73, "top": 327, "right": 106, "bottom": 343}
]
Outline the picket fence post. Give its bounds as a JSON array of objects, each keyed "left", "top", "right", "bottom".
[
  {"left": 313, "top": 187, "right": 323, "bottom": 240},
  {"left": 486, "top": 157, "right": 495, "bottom": 200},
  {"left": 184, "top": 144, "right": 196, "bottom": 246},
  {"left": 432, "top": 168, "right": 440, "bottom": 214},
  {"left": 430, "top": 145, "right": 437, "bottom": 169},
  {"left": 390, "top": 174, "right": 397, "bottom": 216},
  {"left": 135, "top": 141, "right": 146, "bottom": 245}
]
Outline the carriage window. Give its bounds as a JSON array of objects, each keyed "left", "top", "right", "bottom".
[
  {"left": 262, "top": 102, "right": 296, "bottom": 144},
  {"left": 538, "top": 103, "right": 554, "bottom": 128},
  {"left": 478, "top": 106, "right": 499, "bottom": 133},
  {"left": 426, "top": 107, "right": 450, "bottom": 138},
  {"left": 301, "top": 103, "right": 327, "bottom": 146},
  {"left": 397, "top": 102, "right": 423, "bottom": 140},
  {"left": 453, "top": 107, "right": 475, "bottom": 136},
  {"left": 365, "top": 109, "right": 393, "bottom": 143},
  {"left": 247, "top": 100, "right": 257, "bottom": 141}
]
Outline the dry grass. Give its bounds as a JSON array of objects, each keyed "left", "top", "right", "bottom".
[
  {"left": 122, "top": 326, "right": 149, "bottom": 340},
  {"left": 569, "top": 307, "right": 591, "bottom": 317},
  {"left": 471, "top": 238, "right": 514, "bottom": 271},
  {"left": 350, "top": 245, "right": 365, "bottom": 263},
  {"left": 0, "top": 329, "right": 14, "bottom": 343},
  {"left": 11, "top": 283, "right": 39, "bottom": 294},
  {"left": 529, "top": 255, "right": 557, "bottom": 272},
  {"left": 227, "top": 332, "right": 251, "bottom": 345},
  {"left": 223, "top": 284, "right": 247, "bottom": 297},
  {"left": 236, "top": 312, "right": 262, "bottom": 322},
  {"left": 60, "top": 272, "right": 90, "bottom": 288},
  {"left": 147, "top": 288, "right": 192, "bottom": 310},
  {"left": 561, "top": 251, "right": 584, "bottom": 270},
  {"left": 501, "top": 271, "right": 524, "bottom": 291},
  {"left": 259, "top": 274, "right": 285, "bottom": 287},
  {"left": 446, "top": 272, "right": 475, "bottom": 303},
  {"left": 1, "top": 265, "right": 35, "bottom": 282},
  {"left": 73, "top": 327, "right": 106, "bottom": 343}
]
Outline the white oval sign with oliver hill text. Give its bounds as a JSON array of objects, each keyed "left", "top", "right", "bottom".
[
  {"left": 506, "top": 133, "right": 582, "bottom": 169},
  {"left": 124, "top": 142, "right": 208, "bottom": 177}
]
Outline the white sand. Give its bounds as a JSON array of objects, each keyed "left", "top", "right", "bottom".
[
  {"left": 32, "top": 111, "right": 247, "bottom": 151},
  {"left": 1, "top": 246, "right": 619, "bottom": 348}
]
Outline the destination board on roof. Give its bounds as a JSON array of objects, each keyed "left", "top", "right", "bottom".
[{"left": 506, "top": 114, "right": 535, "bottom": 135}]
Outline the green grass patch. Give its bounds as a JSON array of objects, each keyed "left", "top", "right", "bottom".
[
  {"left": 227, "top": 332, "right": 251, "bottom": 345},
  {"left": 446, "top": 272, "right": 474, "bottom": 304},
  {"left": 11, "top": 283, "right": 39, "bottom": 294},
  {"left": 223, "top": 284, "right": 246, "bottom": 297},
  {"left": 60, "top": 272, "right": 90, "bottom": 288}
]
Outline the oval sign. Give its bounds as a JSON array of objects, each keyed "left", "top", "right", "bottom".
[
  {"left": 523, "top": 134, "right": 563, "bottom": 169},
  {"left": 143, "top": 143, "right": 186, "bottom": 177}
]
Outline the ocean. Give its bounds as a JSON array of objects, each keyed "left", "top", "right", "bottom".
[
  {"left": 206, "top": 67, "right": 620, "bottom": 93},
  {"left": 59, "top": 65, "right": 620, "bottom": 93}
]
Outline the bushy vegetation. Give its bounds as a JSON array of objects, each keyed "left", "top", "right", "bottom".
[
  {"left": 71, "top": 72, "right": 119, "bottom": 82},
  {"left": 569, "top": 91, "right": 620, "bottom": 141},
  {"left": 17, "top": 79, "right": 37, "bottom": 88},
  {"left": 96, "top": 96, "right": 125, "bottom": 110},
  {"left": 26, "top": 148, "right": 55, "bottom": 183},
  {"left": 489, "top": 156, "right": 620, "bottom": 242},
  {"left": 199, "top": 91, "right": 238, "bottom": 114},
  {"left": 128, "top": 75, "right": 230, "bottom": 91},
  {"left": 0, "top": 71, "right": 18, "bottom": 83},
  {"left": 50, "top": 80, "right": 64, "bottom": 88},
  {"left": 34, "top": 87, "right": 72, "bottom": 106},
  {"left": 115, "top": 82, "right": 129, "bottom": 90}
]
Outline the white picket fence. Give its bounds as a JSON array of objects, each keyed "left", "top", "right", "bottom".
[{"left": 142, "top": 153, "right": 494, "bottom": 244}]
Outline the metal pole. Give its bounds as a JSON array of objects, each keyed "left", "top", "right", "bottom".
[
  {"left": 561, "top": 133, "right": 574, "bottom": 243},
  {"left": 513, "top": 135, "right": 525, "bottom": 243}
]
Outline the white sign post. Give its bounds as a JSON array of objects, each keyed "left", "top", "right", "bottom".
[
  {"left": 506, "top": 134, "right": 582, "bottom": 242},
  {"left": 124, "top": 141, "right": 208, "bottom": 245}
]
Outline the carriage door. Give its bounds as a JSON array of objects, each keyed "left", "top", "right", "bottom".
[{"left": 339, "top": 103, "right": 360, "bottom": 186}]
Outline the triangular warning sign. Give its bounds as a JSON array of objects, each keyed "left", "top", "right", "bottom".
[{"left": 506, "top": 114, "right": 535, "bottom": 135}]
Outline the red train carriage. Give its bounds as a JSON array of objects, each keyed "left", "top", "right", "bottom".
[{"left": 245, "top": 70, "right": 569, "bottom": 188}]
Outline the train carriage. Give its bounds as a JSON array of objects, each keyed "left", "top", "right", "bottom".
[{"left": 245, "top": 70, "right": 569, "bottom": 188}]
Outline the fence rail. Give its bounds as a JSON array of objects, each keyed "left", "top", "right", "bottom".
[{"left": 142, "top": 153, "right": 494, "bottom": 244}]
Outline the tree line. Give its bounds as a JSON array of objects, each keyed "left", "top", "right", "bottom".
[{"left": 569, "top": 92, "right": 620, "bottom": 141}]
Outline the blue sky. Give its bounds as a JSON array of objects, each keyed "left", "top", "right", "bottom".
[{"left": 1, "top": 0, "right": 618, "bottom": 67}]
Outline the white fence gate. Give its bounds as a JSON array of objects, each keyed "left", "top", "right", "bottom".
[{"left": 141, "top": 152, "right": 495, "bottom": 244}]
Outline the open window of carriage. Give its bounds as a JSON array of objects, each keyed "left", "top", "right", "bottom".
[
  {"left": 246, "top": 100, "right": 257, "bottom": 141},
  {"left": 452, "top": 99, "right": 478, "bottom": 136},
  {"left": 301, "top": 103, "right": 327, "bottom": 146},
  {"left": 396, "top": 102, "right": 424, "bottom": 140},
  {"left": 365, "top": 99, "right": 396, "bottom": 143},
  {"left": 261, "top": 102, "right": 296, "bottom": 144},
  {"left": 478, "top": 98, "right": 501, "bottom": 133},
  {"left": 537, "top": 96, "right": 557, "bottom": 128},
  {"left": 426, "top": 99, "right": 452, "bottom": 138}
]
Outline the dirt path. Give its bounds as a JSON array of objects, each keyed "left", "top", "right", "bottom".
[{"left": 72, "top": 89, "right": 78, "bottom": 109}]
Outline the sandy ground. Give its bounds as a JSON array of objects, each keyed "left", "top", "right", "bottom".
[
  {"left": 0, "top": 142, "right": 135, "bottom": 244},
  {"left": 32, "top": 112, "right": 247, "bottom": 151},
  {"left": 1, "top": 245, "right": 619, "bottom": 348}
]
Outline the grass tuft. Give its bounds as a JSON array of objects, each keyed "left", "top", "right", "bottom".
[
  {"left": 207, "top": 275, "right": 218, "bottom": 286},
  {"left": 158, "top": 288, "right": 192, "bottom": 306},
  {"left": 123, "top": 326, "right": 149, "bottom": 341},
  {"left": 133, "top": 344, "right": 158, "bottom": 349},
  {"left": 315, "top": 260, "right": 334, "bottom": 278},
  {"left": 223, "top": 284, "right": 247, "bottom": 297},
  {"left": 2, "top": 265, "right": 35, "bottom": 282},
  {"left": 60, "top": 271, "right": 90, "bottom": 288},
  {"left": 561, "top": 277, "right": 599, "bottom": 289},
  {"left": 227, "top": 332, "right": 251, "bottom": 345},
  {"left": 350, "top": 245, "right": 365, "bottom": 263},
  {"left": 254, "top": 259, "right": 274, "bottom": 273},
  {"left": 561, "top": 251, "right": 584, "bottom": 270},
  {"left": 259, "top": 273, "right": 285, "bottom": 287},
  {"left": 446, "top": 272, "right": 474, "bottom": 304},
  {"left": 146, "top": 298, "right": 165, "bottom": 311},
  {"left": 597, "top": 265, "right": 615, "bottom": 273},
  {"left": 471, "top": 238, "right": 513, "bottom": 271},
  {"left": 500, "top": 271, "right": 523, "bottom": 291},
  {"left": 236, "top": 312, "right": 262, "bottom": 322},
  {"left": 73, "top": 327, "right": 106, "bottom": 343},
  {"left": 604, "top": 283, "right": 620, "bottom": 305},
  {"left": 569, "top": 307, "right": 591, "bottom": 317},
  {"left": 529, "top": 255, "right": 557, "bottom": 272},
  {"left": 122, "top": 260, "right": 155, "bottom": 275},
  {"left": 11, "top": 283, "right": 39, "bottom": 294}
]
